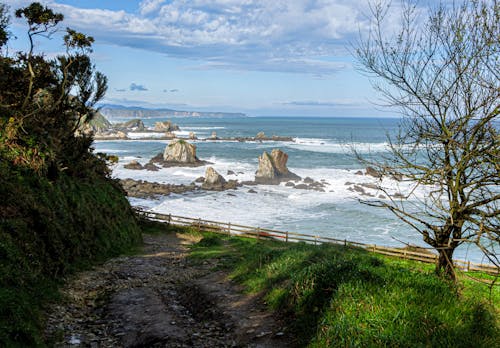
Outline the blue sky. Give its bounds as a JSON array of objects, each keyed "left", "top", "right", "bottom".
[{"left": 3, "top": 0, "right": 411, "bottom": 116}]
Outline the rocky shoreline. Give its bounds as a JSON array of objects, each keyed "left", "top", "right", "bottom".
[{"left": 95, "top": 133, "right": 295, "bottom": 142}]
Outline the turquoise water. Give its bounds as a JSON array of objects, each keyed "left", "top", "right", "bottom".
[{"left": 94, "top": 116, "right": 486, "bottom": 263}]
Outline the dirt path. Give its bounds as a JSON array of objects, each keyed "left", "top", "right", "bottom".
[{"left": 45, "top": 232, "right": 294, "bottom": 347}]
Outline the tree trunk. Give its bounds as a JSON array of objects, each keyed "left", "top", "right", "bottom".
[{"left": 436, "top": 247, "right": 456, "bottom": 281}]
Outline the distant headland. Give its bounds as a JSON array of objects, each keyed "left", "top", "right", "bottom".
[{"left": 99, "top": 104, "right": 246, "bottom": 118}]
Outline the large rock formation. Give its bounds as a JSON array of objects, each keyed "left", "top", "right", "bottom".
[
  {"left": 254, "top": 149, "right": 301, "bottom": 184},
  {"left": 114, "top": 118, "right": 145, "bottom": 131},
  {"left": 150, "top": 139, "right": 207, "bottom": 167},
  {"left": 164, "top": 139, "right": 198, "bottom": 163},
  {"left": 154, "top": 120, "right": 180, "bottom": 132},
  {"left": 202, "top": 167, "right": 227, "bottom": 191},
  {"left": 201, "top": 167, "right": 241, "bottom": 191}
]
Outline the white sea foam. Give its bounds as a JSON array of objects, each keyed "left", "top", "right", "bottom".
[
  {"left": 101, "top": 121, "right": 486, "bottom": 262},
  {"left": 183, "top": 126, "right": 226, "bottom": 130},
  {"left": 288, "top": 138, "right": 390, "bottom": 154},
  {"left": 127, "top": 132, "right": 166, "bottom": 139}
]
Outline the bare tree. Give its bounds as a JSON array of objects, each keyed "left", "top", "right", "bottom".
[{"left": 355, "top": 0, "right": 499, "bottom": 280}]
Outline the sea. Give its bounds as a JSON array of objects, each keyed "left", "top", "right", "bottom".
[{"left": 93, "top": 116, "right": 486, "bottom": 263}]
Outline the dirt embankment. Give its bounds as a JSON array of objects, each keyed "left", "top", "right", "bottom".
[{"left": 45, "top": 232, "right": 294, "bottom": 347}]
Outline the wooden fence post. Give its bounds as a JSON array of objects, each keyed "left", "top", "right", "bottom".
[
  {"left": 228, "top": 222, "right": 231, "bottom": 236},
  {"left": 168, "top": 214, "right": 171, "bottom": 225},
  {"left": 198, "top": 218, "right": 201, "bottom": 230},
  {"left": 286, "top": 232, "right": 288, "bottom": 243},
  {"left": 257, "top": 227, "right": 261, "bottom": 240}
]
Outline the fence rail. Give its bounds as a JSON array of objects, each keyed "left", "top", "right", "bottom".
[{"left": 135, "top": 209, "right": 498, "bottom": 275}]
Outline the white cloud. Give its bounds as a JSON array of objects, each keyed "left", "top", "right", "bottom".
[
  {"left": 139, "top": 0, "right": 166, "bottom": 16},
  {"left": 6, "top": 0, "right": 411, "bottom": 75}
]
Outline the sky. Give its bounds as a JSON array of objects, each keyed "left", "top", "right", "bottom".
[{"left": 2, "top": 0, "right": 413, "bottom": 117}]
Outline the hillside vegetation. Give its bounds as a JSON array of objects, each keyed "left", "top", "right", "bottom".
[{"left": 0, "top": 3, "right": 141, "bottom": 346}]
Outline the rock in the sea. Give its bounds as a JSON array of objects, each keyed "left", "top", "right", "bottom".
[
  {"left": 255, "top": 149, "right": 301, "bottom": 184},
  {"left": 164, "top": 132, "right": 176, "bottom": 139},
  {"left": 115, "top": 118, "right": 145, "bottom": 131},
  {"left": 202, "top": 167, "right": 227, "bottom": 191},
  {"left": 124, "top": 160, "right": 144, "bottom": 170},
  {"left": 255, "top": 131, "right": 266, "bottom": 139},
  {"left": 303, "top": 177, "right": 314, "bottom": 184},
  {"left": 285, "top": 181, "right": 295, "bottom": 187},
  {"left": 119, "top": 178, "right": 197, "bottom": 198},
  {"left": 248, "top": 189, "right": 257, "bottom": 194},
  {"left": 154, "top": 120, "right": 180, "bottom": 132},
  {"left": 366, "top": 166, "right": 382, "bottom": 178},
  {"left": 144, "top": 163, "right": 160, "bottom": 171},
  {"left": 355, "top": 170, "right": 363, "bottom": 175},
  {"left": 194, "top": 176, "right": 205, "bottom": 183},
  {"left": 209, "top": 131, "right": 218, "bottom": 140},
  {"left": 189, "top": 132, "right": 197, "bottom": 140},
  {"left": 163, "top": 139, "right": 199, "bottom": 163},
  {"left": 227, "top": 170, "right": 236, "bottom": 175}
]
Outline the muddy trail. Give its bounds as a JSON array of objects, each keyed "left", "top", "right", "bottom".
[{"left": 44, "top": 232, "right": 294, "bottom": 347}]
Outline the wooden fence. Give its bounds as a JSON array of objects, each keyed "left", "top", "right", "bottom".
[{"left": 135, "top": 209, "right": 498, "bottom": 275}]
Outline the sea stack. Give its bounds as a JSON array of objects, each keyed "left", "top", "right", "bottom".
[
  {"left": 163, "top": 139, "right": 198, "bottom": 163},
  {"left": 154, "top": 120, "right": 180, "bottom": 132},
  {"left": 202, "top": 167, "right": 227, "bottom": 191},
  {"left": 255, "top": 149, "right": 301, "bottom": 184}
]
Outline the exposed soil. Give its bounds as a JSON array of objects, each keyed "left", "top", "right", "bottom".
[{"left": 44, "top": 232, "right": 295, "bottom": 347}]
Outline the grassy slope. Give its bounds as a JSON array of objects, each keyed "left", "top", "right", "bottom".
[
  {"left": 178, "top": 227, "right": 499, "bottom": 347},
  {"left": 0, "top": 168, "right": 142, "bottom": 347}
]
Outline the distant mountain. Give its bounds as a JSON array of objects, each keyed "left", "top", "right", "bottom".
[{"left": 98, "top": 104, "right": 246, "bottom": 118}]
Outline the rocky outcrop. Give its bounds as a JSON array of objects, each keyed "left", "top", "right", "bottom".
[
  {"left": 292, "top": 178, "right": 327, "bottom": 192},
  {"left": 189, "top": 132, "right": 197, "bottom": 140},
  {"left": 202, "top": 167, "right": 226, "bottom": 190},
  {"left": 94, "top": 131, "right": 128, "bottom": 140},
  {"left": 163, "top": 139, "right": 197, "bottom": 162},
  {"left": 254, "top": 149, "right": 300, "bottom": 184},
  {"left": 255, "top": 131, "right": 266, "bottom": 140},
  {"left": 365, "top": 166, "right": 382, "bottom": 178},
  {"left": 202, "top": 167, "right": 226, "bottom": 191},
  {"left": 119, "top": 179, "right": 198, "bottom": 199},
  {"left": 150, "top": 139, "right": 208, "bottom": 167},
  {"left": 124, "top": 160, "right": 144, "bottom": 170},
  {"left": 114, "top": 119, "right": 145, "bottom": 131},
  {"left": 154, "top": 120, "right": 180, "bottom": 132},
  {"left": 209, "top": 131, "right": 218, "bottom": 140},
  {"left": 202, "top": 167, "right": 241, "bottom": 191}
]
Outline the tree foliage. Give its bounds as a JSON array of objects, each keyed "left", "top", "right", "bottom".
[
  {"left": 0, "top": 2, "right": 108, "bottom": 178},
  {"left": 355, "top": 0, "right": 499, "bottom": 279}
]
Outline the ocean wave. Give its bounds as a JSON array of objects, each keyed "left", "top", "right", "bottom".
[
  {"left": 127, "top": 132, "right": 167, "bottom": 139},
  {"left": 288, "top": 138, "right": 390, "bottom": 153},
  {"left": 182, "top": 126, "right": 226, "bottom": 130}
]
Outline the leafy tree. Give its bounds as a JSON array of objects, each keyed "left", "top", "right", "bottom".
[
  {"left": 355, "top": 0, "right": 499, "bottom": 280},
  {"left": 0, "top": 3, "right": 8, "bottom": 48},
  {"left": 0, "top": 2, "right": 108, "bottom": 178}
]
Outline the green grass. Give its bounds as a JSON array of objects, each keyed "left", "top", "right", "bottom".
[{"left": 186, "top": 230, "right": 499, "bottom": 347}]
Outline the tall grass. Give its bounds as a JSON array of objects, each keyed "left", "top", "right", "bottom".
[{"left": 189, "top": 232, "right": 499, "bottom": 347}]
